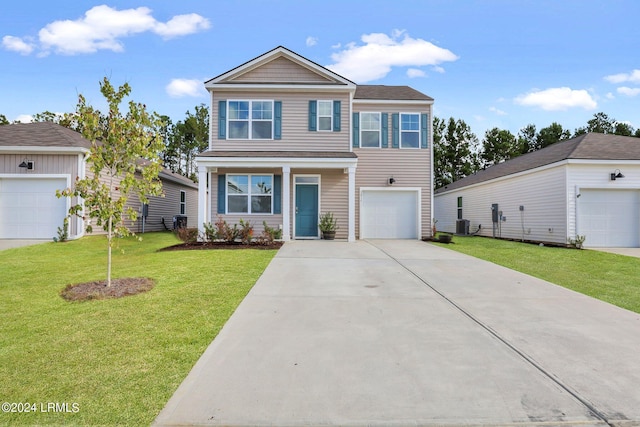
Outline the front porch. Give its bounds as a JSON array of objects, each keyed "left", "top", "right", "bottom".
[{"left": 196, "top": 151, "right": 358, "bottom": 242}]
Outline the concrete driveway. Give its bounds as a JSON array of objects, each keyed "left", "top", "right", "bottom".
[{"left": 154, "top": 240, "right": 640, "bottom": 426}]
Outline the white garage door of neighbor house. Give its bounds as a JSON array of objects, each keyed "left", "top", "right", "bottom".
[
  {"left": 578, "top": 189, "right": 640, "bottom": 247},
  {"left": 0, "top": 178, "right": 67, "bottom": 239},
  {"left": 361, "top": 190, "right": 418, "bottom": 239}
]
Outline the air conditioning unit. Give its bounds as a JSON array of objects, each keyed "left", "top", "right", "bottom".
[{"left": 456, "top": 219, "right": 470, "bottom": 235}]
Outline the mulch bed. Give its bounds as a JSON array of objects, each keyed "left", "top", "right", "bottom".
[
  {"left": 60, "top": 277, "right": 155, "bottom": 302},
  {"left": 158, "top": 241, "right": 284, "bottom": 251}
]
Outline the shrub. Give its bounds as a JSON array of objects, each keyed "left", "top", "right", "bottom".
[
  {"left": 258, "top": 221, "right": 282, "bottom": 244},
  {"left": 215, "top": 216, "right": 239, "bottom": 243},
  {"left": 202, "top": 222, "right": 218, "bottom": 242},
  {"left": 238, "top": 219, "right": 254, "bottom": 244},
  {"left": 54, "top": 217, "right": 69, "bottom": 243},
  {"left": 175, "top": 227, "right": 198, "bottom": 243}
]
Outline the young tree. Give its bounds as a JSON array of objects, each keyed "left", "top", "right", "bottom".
[{"left": 58, "top": 77, "right": 164, "bottom": 287}]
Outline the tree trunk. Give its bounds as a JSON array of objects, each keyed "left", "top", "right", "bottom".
[{"left": 107, "top": 215, "right": 112, "bottom": 287}]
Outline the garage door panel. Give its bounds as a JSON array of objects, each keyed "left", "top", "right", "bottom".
[
  {"left": 0, "top": 178, "right": 67, "bottom": 239},
  {"left": 361, "top": 190, "right": 418, "bottom": 239},
  {"left": 578, "top": 190, "right": 639, "bottom": 247}
]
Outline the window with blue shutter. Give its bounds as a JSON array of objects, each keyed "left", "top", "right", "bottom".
[
  {"left": 381, "top": 113, "right": 389, "bottom": 148},
  {"left": 421, "top": 113, "right": 428, "bottom": 149},
  {"left": 391, "top": 113, "right": 399, "bottom": 148},
  {"left": 333, "top": 100, "right": 341, "bottom": 131},
  {"left": 273, "top": 175, "right": 282, "bottom": 214},
  {"left": 352, "top": 112, "right": 360, "bottom": 148},
  {"left": 218, "top": 101, "right": 227, "bottom": 140},
  {"left": 308, "top": 100, "right": 317, "bottom": 131},
  {"left": 217, "top": 174, "right": 226, "bottom": 213},
  {"left": 274, "top": 101, "right": 282, "bottom": 140}
]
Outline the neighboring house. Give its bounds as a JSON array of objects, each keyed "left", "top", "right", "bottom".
[
  {"left": 434, "top": 133, "right": 640, "bottom": 248},
  {"left": 0, "top": 122, "right": 197, "bottom": 239},
  {"left": 195, "top": 46, "right": 433, "bottom": 241}
]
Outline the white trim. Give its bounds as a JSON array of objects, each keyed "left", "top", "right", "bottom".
[
  {"left": 353, "top": 99, "right": 434, "bottom": 106},
  {"left": 196, "top": 156, "right": 357, "bottom": 170},
  {"left": 206, "top": 47, "right": 356, "bottom": 88},
  {"left": 180, "top": 190, "right": 186, "bottom": 215},
  {"left": 282, "top": 166, "right": 291, "bottom": 241},
  {"left": 0, "top": 146, "right": 89, "bottom": 154},
  {"left": 348, "top": 167, "right": 356, "bottom": 242},
  {"left": 316, "top": 100, "right": 333, "bottom": 132},
  {"left": 197, "top": 167, "right": 208, "bottom": 240},
  {"left": 226, "top": 173, "right": 275, "bottom": 215},
  {"left": 293, "top": 174, "right": 321, "bottom": 239},
  {"left": 399, "top": 112, "right": 421, "bottom": 149},
  {"left": 359, "top": 187, "right": 422, "bottom": 239}
]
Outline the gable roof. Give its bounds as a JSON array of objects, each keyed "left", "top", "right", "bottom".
[
  {"left": 354, "top": 85, "right": 433, "bottom": 101},
  {"left": 435, "top": 133, "right": 640, "bottom": 194},
  {"left": 205, "top": 46, "right": 356, "bottom": 88},
  {"left": 0, "top": 122, "right": 91, "bottom": 151}
]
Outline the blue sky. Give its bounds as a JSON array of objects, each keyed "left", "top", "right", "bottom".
[{"left": 1, "top": 0, "right": 639, "bottom": 139}]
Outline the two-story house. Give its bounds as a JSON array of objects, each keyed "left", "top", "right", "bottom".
[{"left": 195, "top": 46, "right": 433, "bottom": 241}]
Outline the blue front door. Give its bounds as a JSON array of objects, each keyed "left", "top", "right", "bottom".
[{"left": 295, "top": 184, "right": 319, "bottom": 238}]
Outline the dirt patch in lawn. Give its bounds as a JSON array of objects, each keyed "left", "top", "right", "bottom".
[
  {"left": 159, "top": 241, "right": 284, "bottom": 251},
  {"left": 61, "top": 277, "right": 155, "bottom": 302}
]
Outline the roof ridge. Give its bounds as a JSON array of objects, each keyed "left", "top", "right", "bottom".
[{"left": 564, "top": 133, "right": 588, "bottom": 158}]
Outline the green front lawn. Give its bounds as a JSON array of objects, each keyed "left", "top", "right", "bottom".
[
  {"left": 434, "top": 235, "right": 640, "bottom": 314},
  {"left": 0, "top": 233, "right": 277, "bottom": 426}
]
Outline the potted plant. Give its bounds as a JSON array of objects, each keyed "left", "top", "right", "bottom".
[{"left": 318, "top": 211, "right": 339, "bottom": 240}]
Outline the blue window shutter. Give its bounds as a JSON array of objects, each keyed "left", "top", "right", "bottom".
[
  {"left": 392, "top": 113, "right": 399, "bottom": 148},
  {"left": 217, "top": 174, "right": 226, "bottom": 214},
  {"left": 218, "top": 101, "right": 227, "bottom": 140},
  {"left": 273, "top": 175, "right": 282, "bottom": 214},
  {"left": 333, "top": 100, "right": 341, "bottom": 132},
  {"left": 352, "top": 112, "right": 359, "bottom": 148},
  {"left": 274, "top": 101, "right": 282, "bottom": 140},
  {"left": 421, "top": 113, "right": 428, "bottom": 148},
  {"left": 381, "top": 113, "right": 389, "bottom": 148},
  {"left": 308, "top": 100, "right": 317, "bottom": 131}
]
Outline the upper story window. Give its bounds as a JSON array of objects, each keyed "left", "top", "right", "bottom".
[
  {"left": 228, "top": 100, "right": 273, "bottom": 139},
  {"left": 227, "top": 174, "right": 273, "bottom": 214},
  {"left": 360, "top": 112, "right": 381, "bottom": 148},
  {"left": 317, "top": 101, "right": 333, "bottom": 131},
  {"left": 400, "top": 113, "right": 420, "bottom": 148}
]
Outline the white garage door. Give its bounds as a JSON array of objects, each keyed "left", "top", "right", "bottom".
[
  {"left": 0, "top": 178, "right": 67, "bottom": 239},
  {"left": 578, "top": 189, "right": 640, "bottom": 247},
  {"left": 361, "top": 190, "right": 419, "bottom": 239}
]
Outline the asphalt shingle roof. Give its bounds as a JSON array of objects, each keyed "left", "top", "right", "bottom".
[
  {"left": 436, "top": 133, "right": 640, "bottom": 194},
  {"left": 0, "top": 122, "right": 92, "bottom": 149},
  {"left": 354, "top": 85, "right": 433, "bottom": 101}
]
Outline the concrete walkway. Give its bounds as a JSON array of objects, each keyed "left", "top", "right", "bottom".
[{"left": 154, "top": 240, "right": 640, "bottom": 426}]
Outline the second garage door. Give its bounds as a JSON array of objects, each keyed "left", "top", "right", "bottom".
[
  {"left": 577, "top": 189, "right": 640, "bottom": 247},
  {"left": 0, "top": 178, "right": 68, "bottom": 239},
  {"left": 360, "top": 189, "right": 419, "bottom": 239}
]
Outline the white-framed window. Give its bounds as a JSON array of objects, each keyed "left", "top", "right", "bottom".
[
  {"left": 317, "top": 100, "right": 333, "bottom": 131},
  {"left": 360, "top": 112, "right": 381, "bottom": 148},
  {"left": 400, "top": 113, "right": 420, "bottom": 148},
  {"left": 228, "top": 100, "right": 273, "bottom": 139},
  {"left": 227, "top": 174, "right": 273, "bottom": 214},
  {"left": 180, "top": 190, "right": 186, "bottom": 215}
]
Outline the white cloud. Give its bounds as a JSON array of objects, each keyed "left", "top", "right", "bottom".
[
  {"left": 15, "top": 115, "right": 33, "bottom": 123},
  {"left": 514, "top": 87, "right": 597, "bottom": 111},
  {"left": 604, "top": 69, "right": 640, "bottom": 84},
  {"left": 4, "top": 5, "right": 210, "bottom": 56},
  {"left": 327, "top": 30, "right": 458, "bottom": 82},
  {"left": 606, "top": 92, "right": 615, "bottom": 100},
  {"left": 431, "top": 65, "right": 445, "bottom": 74},
  {"left": 306, "top": 36, "right": 318, "bottom": 47},
  {"left": 489, "top": 106, "right": 507, "bottom": 116},
  {"left": 166, "top": 78, "right": 205, "bottom": 98},
  {"left": 407, "top": 68, "right": 426, "bottom": 78},
  {"left": 617, "top": 86, "right": 640, "bottom": 97},
  {"left": 2, "top": 35, "right": 35, "bottom": 55}
]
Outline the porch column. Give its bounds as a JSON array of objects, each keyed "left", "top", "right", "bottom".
[
  {"left": 197, "top": 166, "right": 208, "bottom": 241},
  {"left": 282, "top": 166, "right": 291, "bottom": 241},
  {"left": 348, "top": 166, "right": 356, "bottom": 242}
]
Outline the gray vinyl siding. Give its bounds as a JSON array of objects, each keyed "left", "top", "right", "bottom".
[
  {"left": 434, "top": 165, "right": 568, "bottom": 245},
  {"left": 353, "top": 102, "right": 432, "bottom": 239},
  {"left": 231, "top": 56, "right": 336, "bottom": 84},
  {"left": 0, "top": 153, "right": 82, "bottom": 237},
  {"left": 211, "top": 91, "right": 350, "bottom": 152},
  {"left": 211, "top": 167, "right": 348, "bottom": 240},
  {"left": 354, "top": 150, "right": 431, "bottom": 239}
]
